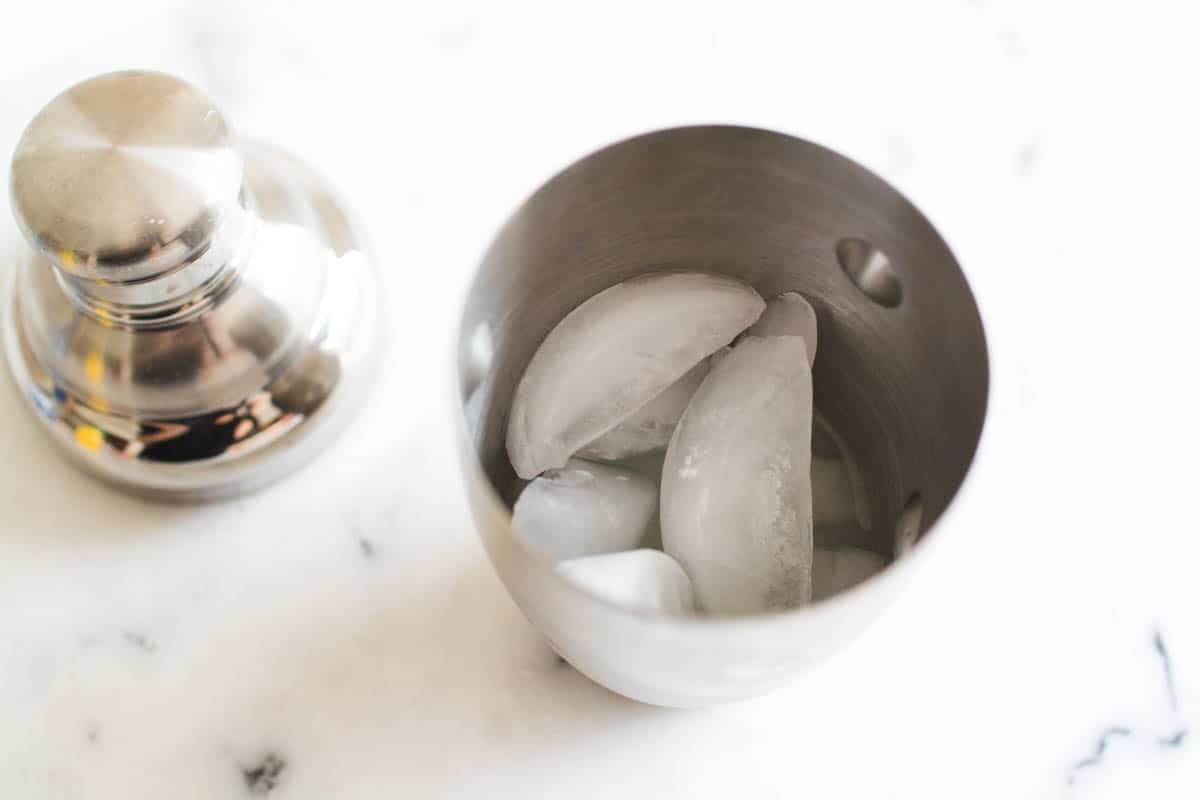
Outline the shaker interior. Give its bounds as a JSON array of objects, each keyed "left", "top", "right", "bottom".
[{"left": 460, "top": 126, "right": 988, "bottom": 560}]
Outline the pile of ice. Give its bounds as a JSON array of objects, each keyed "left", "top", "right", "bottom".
[{"left": 507, "top": 272, "right": 886, "bottom": 617}]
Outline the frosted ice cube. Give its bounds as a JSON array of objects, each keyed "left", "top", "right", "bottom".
[
  {"left": 661, "top": 335, "right": 814, "bottom": 614},
  {"left": 513, "top": 458, "right": 656, "bottom": 561},
  {"left": 579, "top": 360, "right": 710, "bottom": 461},
  {"left": 812, "top": 547, "right": 887, "bottom": 601},
  {"left": 602, "top": 449, "right": 667, "bottom": 549},
  {"left": 506, "top": 272, "right": 765, "bottom": 478},
  {"left": 745, "top": 292, "right": 818, "bottom": 365},
  {"left": 607, "top": 448, "right": 668, "bottom": 481},
  {"left": 556, "top": 549, "right": 695, "bottom": 616}
]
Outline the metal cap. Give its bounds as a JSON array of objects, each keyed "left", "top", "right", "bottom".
[
  {"left": 2, "top": 71, "right": 381, "bottom": 501},
  {"left": 10, "top": 70, "right": 243, "bottom": 285}
]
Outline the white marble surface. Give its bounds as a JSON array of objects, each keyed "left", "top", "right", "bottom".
[{"left": 1, "top": 1, "right": 1198, "bottom": 797}]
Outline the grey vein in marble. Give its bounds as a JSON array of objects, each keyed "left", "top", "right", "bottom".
[
  {"left": 242, "top": 753, "right": 287, "bottom": 796},
  {"left": 359, "top": 536, "right": 378, "bottom": 559},
  {"left": 1153, "top": 627, "right": 1177, "bottom": 711},
  {"left": 1160, "top": 729, "right": 1187, "bottom": 748},
  {"left": 121, "top": 631, "right": 158, "bottom": 654},
  {"left": 1066, "top": 629, "right": 1190, "bottom": 786},
  {"left": 1068, "top": 727, "right": 1132, "bottom": 784}
]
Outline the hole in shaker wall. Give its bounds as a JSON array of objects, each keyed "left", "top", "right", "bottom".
[
  {"left": 894, "top": 492, "right": 924, "bottom": 557},
  {"left": 836, "top": 238, "right": 903, "bottom": 308}
]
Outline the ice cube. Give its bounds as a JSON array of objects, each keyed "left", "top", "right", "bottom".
[
  {"left": 556, "top": 549, "right": 695, "bottom": 616},
  {"left": 661, "top": 335, "right": 814, "bottom": 614},
  {"left": 578, "top": 360, "right": 710, "bottom": 460},
  {"left": 708, "top": 345, "right": 733, "bottom": 367},
  {"left": 603, "top": 449, "right": 667, "bottom": 549},
  {"left": 606, "top": 448, "right": 668, "bottom": 481},
  {"left": 812, "top": 547, "right": 887, "bottom": 601},
  {"left": 512, "top": 458, "right": 657, "bottom": 561},
  {"left": 506, "top": 272, "right": 765, "bottom": 478},
  {"left": 745, "top": 292, "right": 818, "bottom": 365}
]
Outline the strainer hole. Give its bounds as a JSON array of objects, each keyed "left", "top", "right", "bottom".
[
  {"left": 836, "top": 238, "right": 903, "bottom": 308},
  {"left": 894, "top": 492, "right": 924, "bottom": 557}
]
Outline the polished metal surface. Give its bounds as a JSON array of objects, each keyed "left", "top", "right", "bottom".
[
  {"left": 835, "top": 237, "right": 903, "bottom": 308},
  {"left": 2, "top": 71, "right": 380, "bottom": 500},
  {"left": 456, "top": 126, "right": 989, "bottom": 705},
  {"left": 11, "top": 71, "right": 241, "bottom": 287}
]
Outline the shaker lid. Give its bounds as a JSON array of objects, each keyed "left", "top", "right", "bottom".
[
  {"left": 9, "top": 70, "right": 244, "bottom": 284},
  {"left": 2, "top": 70, "right": 381, "bottom": 501}
]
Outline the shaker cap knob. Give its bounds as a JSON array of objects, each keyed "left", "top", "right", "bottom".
[{"left": 9, "top": 70, "right": 244, "bottom": 284}]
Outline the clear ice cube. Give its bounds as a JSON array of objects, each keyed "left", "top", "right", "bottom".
[
  {"left": 578, "top": 360, "right": 710, "bottom": 461},
  {"left": 812, "top": 547, "right": 887, "bottom": 601},
  {"left": 745, "top": 292, "right": 818, "bottom": 365},
  {"left": 506, "top": 272, "right": 765, "bottom": 478},
  {"left": 556, "top": 549, "right": 695, "bottom": 616},
  {"left": 512, "top": 458, "right": 657, "bottom": 561},
  {"left": 661, "top": 335, "right": 814, "bottom": 614}
]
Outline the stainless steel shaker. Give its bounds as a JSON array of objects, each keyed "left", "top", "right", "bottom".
[
  {"left": 456, "top": 126, "right": 989, "bottom": 706},
  {"left": 2, "top": 71, "right": 380, "bottom": 500}
]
